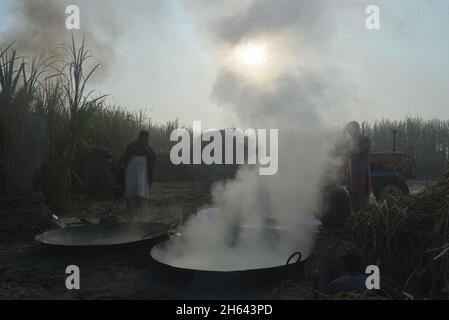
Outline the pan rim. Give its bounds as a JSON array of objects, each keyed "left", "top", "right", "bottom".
[{"left": 34, "top": 221, "right": 170, "bottom": 248}]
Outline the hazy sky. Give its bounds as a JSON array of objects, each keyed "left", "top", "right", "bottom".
[{"left": 0, "top": 0, "right": 448, "bottom": 128}]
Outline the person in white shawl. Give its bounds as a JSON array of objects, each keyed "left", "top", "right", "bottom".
[{"left": 119, "top": 131, "right": 156, "bottom": 221}]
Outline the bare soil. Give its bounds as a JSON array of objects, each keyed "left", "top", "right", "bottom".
[
  {"left": 0, "top": 183, "right": 312, "bottom": 299},
  {"left": 3, "top": 180, "right": 428, "bottom": 300}
]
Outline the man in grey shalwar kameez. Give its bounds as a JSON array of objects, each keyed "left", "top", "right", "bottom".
[{"left": 345, "top": 121, "right": 371, "bottom": 213}]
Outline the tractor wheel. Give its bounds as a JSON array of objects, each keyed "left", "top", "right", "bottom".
[{"left": 375, "top": 181, "right": 409, "bottom": 201}]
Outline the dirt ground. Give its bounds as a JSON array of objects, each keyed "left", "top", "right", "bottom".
[
  {"left": 0, "top": 181, "right": 431, "bottom": 300},
  {"left": 0, "top": 183, "right": 315, "bottom": 300}
]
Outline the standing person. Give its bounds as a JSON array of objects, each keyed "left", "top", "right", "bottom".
[
  {"left": 119, "top": 130, "right": 156, "bottom": 221},
  {"left": 345, "top": 121, "right": 371, "bottom": 213}
]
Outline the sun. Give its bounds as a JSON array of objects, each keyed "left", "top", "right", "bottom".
[
  {"left": 236, "top": 41, "right": 267, "bottom": 67},
  {"left": 227, "top": 40, "right": 271, "bottom": 85},
  {"left": 222, "top": 35, "right": 295, "bottom": 86}
]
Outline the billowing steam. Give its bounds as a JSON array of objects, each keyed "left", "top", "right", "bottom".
[{"left": 153, "top": 0, "right": 349, "bottom": 271}]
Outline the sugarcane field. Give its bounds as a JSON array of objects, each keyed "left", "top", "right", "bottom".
[{"left": 1, "top": 0, "right": 449, "bottom": 311}]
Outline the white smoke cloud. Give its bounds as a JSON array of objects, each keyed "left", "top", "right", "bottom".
[{"left": 153, "top": 0, "right": 351, "bottom": 271}]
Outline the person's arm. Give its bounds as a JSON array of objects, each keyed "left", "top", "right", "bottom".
[
  {"left": 119, "top": 144, "right": 132, "bottom": 169},
  {"left": 146, "top": 147, "right": 157, "bottom": 187},
  {"left": 380, "top": 280, "right": 407, "bottom": 300},
  {"left": 115, "top": 144, "right": 131, "bottom": 187}
]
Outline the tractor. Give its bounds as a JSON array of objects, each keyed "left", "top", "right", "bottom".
[{"left": 370, "top": 130, "right": 416, "bottom": 200}]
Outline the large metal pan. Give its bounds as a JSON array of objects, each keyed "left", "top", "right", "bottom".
[
  {"left": 35, "top": 221, "right": 169, "bottom": 250},
  {"left": 149, "top": 237, "right": 308, "bottom": 290}
]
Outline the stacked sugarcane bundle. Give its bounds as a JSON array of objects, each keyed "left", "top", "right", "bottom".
[{"left": 335, "top": 169, "right": 449, "bottom": 298}]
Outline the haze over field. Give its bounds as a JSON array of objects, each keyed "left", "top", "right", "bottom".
[
  {"left": 1, "top": 0, "right": 449, "bottom": 270},
  {"left": 0, "top": 0, "right": 448, "bottom": 128}
]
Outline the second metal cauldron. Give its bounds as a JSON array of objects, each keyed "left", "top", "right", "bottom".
[{"left": 35, "top": 221, "right": 170, "bottom": 250}]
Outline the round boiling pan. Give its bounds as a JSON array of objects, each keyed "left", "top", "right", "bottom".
[
  {"left": 35, "top": 221, "right": 170, "bottom": 250},
  {"left": 149, "top": 238, "right": 308, "bottom": 289}
]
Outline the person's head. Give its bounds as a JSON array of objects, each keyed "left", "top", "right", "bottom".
[
  {"left": 342, "top": 250, "right": 363, "bottom": 274},
  {"left": 137, "top": 130, "right": 150, "bottom": 144},
  {"left": 345, "top": 121, "right": 361, "bottom": 138}
]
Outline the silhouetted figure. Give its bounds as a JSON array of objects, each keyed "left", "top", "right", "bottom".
[
  {"left": 326, "top": 251, "right": 406, "bottom": 299},
  {"left": 320, "top": 185, "right": 351, "bottom": 228},
  {"left": 345, "top": 121, "right": 371, "bottom": 213},
  {"left": 119, "top": 131, "right": 156, "bottom": 221}
]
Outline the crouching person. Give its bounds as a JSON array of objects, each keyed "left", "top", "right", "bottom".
[
  {"left": 326, "top": 251, "right": 407, "bottom": 300},
  {"left": 119, "top": 130, "right": 156, "bottom": 221}
]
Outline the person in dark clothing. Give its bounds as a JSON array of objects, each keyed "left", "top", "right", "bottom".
[
  {"left": 345, "top": 121, "right": 372, "bottom": 213},
  {"left": 118, "top": 130, "right": 156, "bottom": 221},
  {"left": 326, "top": 251, "right": 407, "bottom": 299}
]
